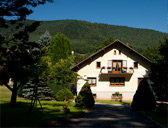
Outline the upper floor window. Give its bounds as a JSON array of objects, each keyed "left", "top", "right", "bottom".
[
  {"left": 96, "top": 62, "right": 101, "bottom": 69},
  {"left": 88, "top": 77, "right": 96, "bottom": 86},
  {"left": 119, "top": 50, "right": 121, "bottom": 55},
  {"left": 114, "top": 50, "right": 116, "bottom": 55},
  {"left": 134, "top": 62, "right": 138, "bottom": 69},
  {"left": 110, "top": 77, "right": 125, "bottom": 86}
]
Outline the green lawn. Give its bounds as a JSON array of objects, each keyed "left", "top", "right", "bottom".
[
  {"left": 143, "top": 104, "right": 168, "bottom": 127},
  {"left": 0, "top": 86, "right": 86, "bottom": 127},
  {"left": 95, "top": 99, "right": 132, "bottom": 105}
]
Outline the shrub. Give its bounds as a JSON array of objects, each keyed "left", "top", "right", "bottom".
[
  {"left": 47, "top": 80, "right": 71, "bottom": 96},
  {"left": 75, "top": 82, "right": 95, "bottom": 108},
  {"left": 131, "top": 79, "right": 156, "bottom": 110},
  {"left": 55, "top": 87, "right": 74, "bottom": 101}
]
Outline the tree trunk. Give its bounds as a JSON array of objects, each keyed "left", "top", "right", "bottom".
[{"left": 10, "top": 79, "right": 17, "bottom": 106}]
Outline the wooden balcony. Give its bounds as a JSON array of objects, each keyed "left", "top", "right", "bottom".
[{"left": 100, "top": 67, "right": 134, "bottom": 75}]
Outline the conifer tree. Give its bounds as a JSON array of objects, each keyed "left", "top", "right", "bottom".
[{"left": 48, "top": 32, "right": 72, "bottom": 64}]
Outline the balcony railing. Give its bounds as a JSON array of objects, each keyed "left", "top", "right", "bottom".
[{"left": 100, "top": 67, "right": 134, "bottom": 74}]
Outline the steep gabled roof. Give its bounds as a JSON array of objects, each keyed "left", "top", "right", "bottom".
[{"left": 71, "top": 40, "right": 153, "bottom": 71}]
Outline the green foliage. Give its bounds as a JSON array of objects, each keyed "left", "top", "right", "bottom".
[
  {"left": 96, "top": 36, "right": 114, "bottom": 51},
  {"left": 47, "top": 80, "right": 71, "bottom": 96},
  {"left": 48, "top": 56, "right": 78, "bottom": 87},
  {"left": 73, "top": 53, "right": 88, "bottom": 65},
  {"left": 17, "top": 84, "right": 25, "bottom": 97},
  {"left": 142, "top": 45, "right": 162, "bottom": 64},
  {"left": 1, "top": 20, "right": 166, "bottom": 56},
  {"left": 75, "top": 82, "right": 95, "bottom": 108},
  {"left": 0, "top": 0, "right": 53, "bottom": 106},
  {"left": 48, "top": 32, "right": 72, "bottom": 64},
  {"left": 22, "top": 78, "right": 54, "bottom": 101},
  {"left": 54, "top": 87, "right": 74, "bottom": 101},
  {"left": 131, "top": 79, "right": 156, "bottom": 110},
  {"left": 104, "top": 36, "right": 114, "bottom": 46},
  {"left": 150, "top": 38, "right": 168, "bottom": 101},
  {"left": 114, "top": 92, "right": 120, "bottom": 96}
]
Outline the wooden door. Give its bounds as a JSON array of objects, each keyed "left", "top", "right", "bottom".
[{"left": 112, "top": 60, "right": 122, "bottom": 73}]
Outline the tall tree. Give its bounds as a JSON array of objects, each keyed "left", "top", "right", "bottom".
[
  {"left": 142, "top": 45, "right": 162, "bottom": 64},
  {"left": 0, "top": 0, "right": 53, "bottom": 106},
  {"left": 150, "top": 38, "right": 168, "bottom": 101},
  {"left": 49, "top": 56, "right": 77, "bottom": 85},
  {"left": 48, "top": 32, "right": 72, "bottom": 64}
]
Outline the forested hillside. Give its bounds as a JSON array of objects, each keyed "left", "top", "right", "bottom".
[{"left": 1, "top": 20, "right": 167, "bottom": 55}]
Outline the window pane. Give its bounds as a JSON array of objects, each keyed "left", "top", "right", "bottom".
[
  {"left": 120, "top": 78, "right": 124, "bottom": 85},
  {"left": 123, "top": 60, "right": 127, "bottom": 67},
  {"left": 116, "top": 78, "right": 119, "bottom": 85},
  {"left": 118, "top": 61, "right": 122, "bottom": 68},
  {"left": 134, "top": 62, "right": 138, "bottom": 68},
  {"left": 108, "top": 60, "right": 112, "bottom": 67},
  {"left": 97, "top": 62, "right": 101, "bottom": 68},
  {"left": 110, "top": 78, "right": 114, "bottom": 85},
  {"left": 88, "top": 79, "right": 91, "bottom": 84},
  {"left": 92, "top": 79, "right": 96, "bottom": 85},
  {"left": 113, "top": 61, "right": 117, "bottom": 68}
]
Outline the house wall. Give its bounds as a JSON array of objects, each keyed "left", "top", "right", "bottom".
[{"left": 76, "top": 44, "right": 151, "bottom": 101}]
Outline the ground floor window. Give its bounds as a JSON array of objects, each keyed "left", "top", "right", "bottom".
[
  {"left": 87, "top": 77, "right": 96, "bottom": 86},
  {"left": 110, "top": 77, "right": 125, "bottom": 86}
]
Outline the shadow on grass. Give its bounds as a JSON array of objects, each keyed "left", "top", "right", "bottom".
[{"left": 1, "top": 101, "right": 86, "bottom": 127}]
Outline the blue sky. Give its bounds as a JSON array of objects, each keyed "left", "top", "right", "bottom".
[{"left": 27, "top": 0, "right": 168, "bottom": 33}]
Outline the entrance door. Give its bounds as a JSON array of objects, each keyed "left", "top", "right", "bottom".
[{"left": 112, "top": 60, "right": 122, "bottom": 73}]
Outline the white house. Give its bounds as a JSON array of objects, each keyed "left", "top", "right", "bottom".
[{"left": 71, "top": 40, "right": 153, "bottom": 101}]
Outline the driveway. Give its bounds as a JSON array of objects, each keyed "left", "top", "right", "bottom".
[{"left": 50, "top": 102, "right": 163, "bottom": 128}]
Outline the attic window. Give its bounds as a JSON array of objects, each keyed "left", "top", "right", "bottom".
[
  {"left": 134, "top": 62, "right": 138, "bottom": 69},
  {"left": 119, "top": 50, "right": 121, "bottom": 55},
  {"left": 96, "top": 62, "right": 101, "bottom": 69},
  {"left": 114, "top": 50, "right": 116, "bottom": 55}
]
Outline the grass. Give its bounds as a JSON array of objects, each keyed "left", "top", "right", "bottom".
[
  {"left": 143, "top": 104, "right": 168, "bottom": 127},
  {"left": 95, "top": 99, "right": 132, "bottom": 105},
  {"left": 0, "top": 85, "right": 87, "bottom": 127}
]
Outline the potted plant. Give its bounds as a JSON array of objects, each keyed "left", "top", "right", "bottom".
[{"left": 112, "top": 92, "right": 122, "bottom": 102}]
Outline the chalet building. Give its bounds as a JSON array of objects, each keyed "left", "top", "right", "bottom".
[{"left": 71, "top": 40, "right": 153, "bottom": 101}]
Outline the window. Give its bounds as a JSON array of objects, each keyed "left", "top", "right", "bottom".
[
  {"left": 119, "top": 50, "right": 121, "bottom": 55},
  {"left": 114, "top": 50, "right": 116, "bottom": 55},
  {"left": 134, "top": 62, "right": 138, "bottom": 69},
  {"left": 96, "top": 62, "right": 101, "bottom": 69},
  {"left": 112, "top": 60, "right": 122, "bottom": 73},
  {"left": 110, "top": 78, "right": 125, "bottom": 86},
  {"left": 88, "top": 77, "right": 96, "bottom": 86}
]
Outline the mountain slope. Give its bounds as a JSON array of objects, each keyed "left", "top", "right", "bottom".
[{"left": 1, "top": 20, "right": 167, "bottom": 54}]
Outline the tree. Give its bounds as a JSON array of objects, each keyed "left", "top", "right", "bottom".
[
  {"left": 0, "top": 0, "right": 53, "bottom": 106},
  {"left": 0, "top": 31, "right": 51, "bottom": 106},
  {"left": 75, "top": 82, "right": 95, "bottom": 108},
  {"left": 48, "top": 32, "right": 72, "bottom": 64},
  {"left": 150, "top": 38, "right": 168, "bottom": 101},
  {"left": 142, "top": 45, "right": 162, "bottom": 64},
  {"left": 48, "top": 56, "right": 78, "bottom": 88},
  {"left": 131, "top": 79, "right": 156, "bottom": 110}
]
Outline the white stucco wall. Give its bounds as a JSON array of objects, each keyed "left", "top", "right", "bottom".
[{"left": 76, "top": 44, "right": 151, "bottom": 101}]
